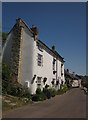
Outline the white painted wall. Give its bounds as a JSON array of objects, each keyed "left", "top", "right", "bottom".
[
  {"left": 20, "top": 26, "right": 34, "bottom": 94},
  {"left": 31, "top": 40, "right": 65, "bottom": 94}
]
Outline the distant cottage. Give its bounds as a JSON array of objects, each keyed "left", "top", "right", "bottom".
[{"left": 3, "top": 18, "right": 65, "bottom": 94}]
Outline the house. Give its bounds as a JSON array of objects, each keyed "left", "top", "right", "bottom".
[
  {"left": 3, "top": 18, "right": 65, "bottom": 94},
  {"left": 65, "top": 69, "right": 81, "bottom": 88}
]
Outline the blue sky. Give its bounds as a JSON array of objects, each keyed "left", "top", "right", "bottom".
[{"left": 2, "top": 2, "right": 86, "bottom": 75}]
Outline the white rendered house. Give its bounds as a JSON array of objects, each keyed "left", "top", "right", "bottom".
[{"left": 3, "top": 18, "right": 65, "bottom": 94}]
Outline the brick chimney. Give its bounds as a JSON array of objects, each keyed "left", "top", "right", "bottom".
[{"left": 31, "top": 25, "right": 38, "bottom": 40}]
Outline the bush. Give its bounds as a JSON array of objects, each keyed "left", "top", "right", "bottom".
[
  {"left": 32, "top": 93, "right": 46, "bottom": 101},
  {"left": 43, "top": 88, "right": 51, "bottom": 99},
  {"left": 32, "top": 88, "right": 47, "bottom": 101},
  {"left": 57, "top": 84, "right": 68, "bottom": 95},
  {"left": 2, "top": 63, "right": 12, "bottom": 81},
  {"left": 47, "top": 88, "right": 57, "bottom": 97},
  {"left": 36, "top": 88, "right": 42, "bottom": 94},
  {"left": 43, "top": 87, "right": 57, "bottom": 99}
]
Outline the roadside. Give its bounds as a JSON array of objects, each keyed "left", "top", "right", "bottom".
[
  {"left": 2, "top": 94, "right": 33, "bottom": 112},
  {"left": 3, "top": 88, "right": 86, "bottom": 118},
  {"left": 2, "top": 85, "right": 69, "bottom": 113}
]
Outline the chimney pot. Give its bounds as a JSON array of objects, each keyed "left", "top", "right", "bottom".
[{"left": 52, "top": 46, "right": 55, "bottom": 51}]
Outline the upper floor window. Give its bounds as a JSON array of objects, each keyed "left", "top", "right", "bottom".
[
  {"left": 37, "top": 53, "right": 43, "bottom": 66},
  {"left": 53, "top": 58, "right": 56, "bottom": 71},
  {"left": 61, "top": 63, "right": 63, "bottom": 75}
]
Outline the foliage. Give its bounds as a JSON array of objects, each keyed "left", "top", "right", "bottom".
[
  {"left": 2, "top": 63, "right": 31, "bottom": 99},
  {"left": 2, "top": 32, "right": 8, "bottom": 46},
  {"left": 32, "top": 88, "right": 46, "bottom": 101},
  {"left": 43, "top": 87, "right": 51, "bottom": 99},
  {"left": 3, "top": 82, "right": 31, "bottom": 99},
  {"left": 32, "top": 93, "right": 46, "bottom": 101},
  {"left": 81, "top": 76, "right": 88, "bottom": 90},
  {"left": 2, "top": 94, "right": 32, "bottom": 111},
  {"left": 36, "top": 88, "right": 42, "bottom": 94},
  {"left": 60, "top": 84, "right": 68, "bottom": 92},
  {"left": 43, "top": 87, "right": 57, "bottom": 98},
  {"left": 57, "top": 84, "right": 68, "bottom": 95},
  {"left": 48, "top": 88, "right": 57, "bottom": 97},
  {"left": 2, "top": 63, "right": 12, "bottom": 94},
  {"left": 2, "top": 63, "right": 12, "bottom": 81}
]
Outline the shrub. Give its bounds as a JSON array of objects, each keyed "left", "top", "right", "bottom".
[
  {"left": 48, "top": 88, "right": 57, "bottom": 97},
  {"left": 57, "top": 84, "right": 68, "bottom": 95},
  {"left": 32, "top": 88, "right": 47, "bottom": 101},
  {"left": 43, "top": 87, "right": 57, "bottom": 99},
  {"left": 36, "top": 88, "right": 42, "bottom": 94},
  {"left": 43, "top": 88, "right": 51, "bottom": 99}
]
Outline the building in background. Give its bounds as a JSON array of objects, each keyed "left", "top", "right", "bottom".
[
  {"left": 65, "top": 69, "right": 81, "bottom": 88},
  {"left": 3, "top": 18, "right": 65, "bottom": 94}
]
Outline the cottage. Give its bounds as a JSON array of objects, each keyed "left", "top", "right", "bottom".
[
  {"left": 3, "top": 18, "right": 65, "bottom": 94},
  {"left": 65, "top": 69, "right": 81, "bottom": 88}
]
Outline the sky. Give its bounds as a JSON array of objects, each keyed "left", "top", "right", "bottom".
[{"left": 2, "top": 2, "right": 86, "bottom": 75}]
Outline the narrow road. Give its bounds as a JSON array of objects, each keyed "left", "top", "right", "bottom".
[{"left": 3, "top": 88, "right": 86, "bottom": 118}]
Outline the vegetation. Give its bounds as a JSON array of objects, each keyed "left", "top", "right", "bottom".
[
  {"left": 2, "top": 32, "right": 8, "bottom": 46},
  {"left": 32, "top": 84, "right": 68, "bottom": 102},
  {"left": 2, "top": 94, "right": 32, "bottom": 111},
  {"left": 81, "top": 76, "right": 88, "bottom": 91},
  {"left": 2, "top": 62, "right": 69, "bottom": 110},
  {"left": 81, "top": 76, "right": 88, "bottom": 87},
  {"left": 2, "top": 63, "right": 31, "bottom": 99}
]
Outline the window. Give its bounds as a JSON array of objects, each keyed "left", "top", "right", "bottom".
[
  {"left": 53, "top": 58, "right": 56, "bottom": 70},
  {"left": 37, "top": 53, "right": 43, "bottom": 66},
  {"left": 37, "top": 77, "right": 42, "bottom": 88},
  {"left": 61, "top": 63, "right": 63, "bottom": 76}
]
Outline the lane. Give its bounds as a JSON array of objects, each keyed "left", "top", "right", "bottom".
[{"left": 3, "top": 88, "right": 86, "bottom": 118}]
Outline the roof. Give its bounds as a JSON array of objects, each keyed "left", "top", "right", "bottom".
[
  {"left": 38, "top": 40, "right": 64, "bottom": 62},
  {"left": 7, "top": 18, "right": 65, "bottom": 62},
  {"left": 65, "top": 69, "right": 81, "bottom": 80}
]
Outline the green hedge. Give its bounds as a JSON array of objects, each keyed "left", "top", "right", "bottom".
[{"left": 32, "top": 87, "right": 57, "bottom": 101}]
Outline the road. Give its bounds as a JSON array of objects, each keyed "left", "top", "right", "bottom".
[{"left": 2, "top": 88, "right": 87, "bottom": 118}]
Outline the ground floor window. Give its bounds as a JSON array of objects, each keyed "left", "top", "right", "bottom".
[{"left": 37, "top": 77, "right": 42, "bottom": 88}]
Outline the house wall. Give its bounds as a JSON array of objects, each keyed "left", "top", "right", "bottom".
[
  {"left": 19, "top": 26, "right": 34, "bottom": 93},
  {"left": 31, "top": 40, "right": 65, "bottom": 94}
]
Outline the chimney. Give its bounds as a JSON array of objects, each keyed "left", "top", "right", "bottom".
[
  {"left": 16, "top": 18, "right": 23, "bottom": 28},
  {"left": 52, "top": 46, "right": 55, "bottom": 51},
  {"left": 67, "top": 69, "right": 69, "bottom": 73},
  {"left": 31, "top": 25, "right": 38, "bottom": 35},
  {"left": 16, "top": 18, "right": 22, "bottom": 24},
  {"left": 31, "top": 25, "right": 38, "bottom": 40}
]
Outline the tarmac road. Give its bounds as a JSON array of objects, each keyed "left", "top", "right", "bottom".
[{"left": 2, "top": 88, "right": 87, "bottom": 118}]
